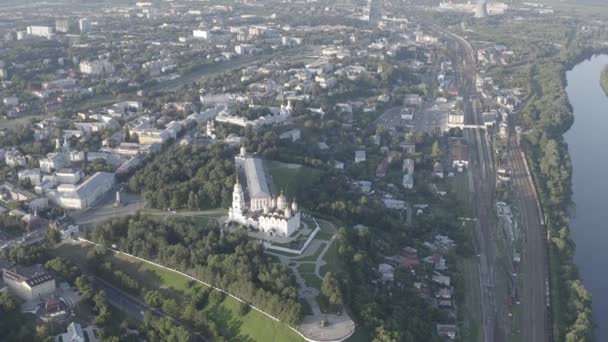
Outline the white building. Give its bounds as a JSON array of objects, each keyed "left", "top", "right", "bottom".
[
  {"left": 199, "top": 93, "right": 237, "bottom": 105},
  {"left": 447, "top": 108, "right": 465, "bottom": 128},
  {"left": 50, "top": 172, "right": 114, "bottom": 209},
  {"left": 2, "top": 96, "right": 19, "bottom": 106},
  {"left": 355, "top": 150, "right": 366, "bottom": 163},
  {"left": 1, "top": 267, "right": 56, "bottom": 301},
  {"left": 383, "top": 198, "right": 406, "bottom": 210},
  {"left": 4, "top": 150, "right": 26, "bottom": 167},
  {"left": 18, "top": 169, "right": 42, "bottom": 186},
  {"left": 79, "top": 60, "right": 114, "bottom": 75},
  {"left": 235, "top": 44, "right": 255, "bottom": 55},
  {"left": 27, "top": 26, "right": 54, "bottom": 39},
  {"left": 403, "top": 158, "right": 415, "bottom": 190},
  {"left": 55, "top": 169, "right": 83, "bottom": 184},
  {"left": 227, "top": 148, "right": 301, "bottom": 237},
  {"left": 193, "top": 29, "right": 209, "bottom": 39},
  {"left": 40, "top": 138, "right": 72, "bottom": 173},
  {"left": 58, "top": 322, "right": 85, "bottom": 342},
  {"left": 78, "top": 18, "right": 90, "bottom": 32},
  {"left": 315, "top": 75, "right": 337, "bottom": 89}
]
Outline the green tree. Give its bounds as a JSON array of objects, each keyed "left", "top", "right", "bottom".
[
  {"left": 431, "top": 140, "right": 442, "bottom": 162},
  {"left": 45, "top": 227, "right": 61, "bottom": 245},
  {"left": 372, "top": 325, "right": 399, "bottom": 342},
  {"left": 321, "top": 272, "right": 343, "bottom": 306},
  {"left": 144, "top": 290, "right": 163, "bottom": 308},
  {"left": 45, "top": 257, "right": 80, "bottom": 283},
  {"left": 161, "top": 298, "right": 180, "bottom": 317}
]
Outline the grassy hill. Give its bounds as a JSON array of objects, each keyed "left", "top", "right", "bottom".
[{"left": 53, "top": 243, "right": 305, "bottom": 342}]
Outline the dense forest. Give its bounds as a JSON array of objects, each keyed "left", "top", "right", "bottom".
[
  {"left": 89, "top": 214, "right": 302, "bottom": 325},
  {"left": 520, "top": 60, "right": 593, "bottom": 341},
  {"left": 127, "top": 144, "right": 235, "bottom": 210}
]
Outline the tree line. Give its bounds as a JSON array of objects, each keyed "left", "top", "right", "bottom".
[{"left": 89, "top": 214, "right": 302, "bottom": 325}]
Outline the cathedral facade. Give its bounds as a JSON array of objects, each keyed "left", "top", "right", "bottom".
[{"left": 227, "top": 148, "right": 301, "bottom": 237}]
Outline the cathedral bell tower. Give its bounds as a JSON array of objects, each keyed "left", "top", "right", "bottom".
[{"left": 232, "top": 178, "right": 246, "bottom": 213}]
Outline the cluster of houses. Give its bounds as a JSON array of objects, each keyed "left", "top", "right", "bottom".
[
  {"left": 378, "top": 234, "right": 457, "bottom": 340},
  {"left": 0, "top": 98, "right": 218, "bottom": 215}
]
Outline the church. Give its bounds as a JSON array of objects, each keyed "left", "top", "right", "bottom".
[{"left": 228, "top": 147, "right": 301, "bottom": 237}]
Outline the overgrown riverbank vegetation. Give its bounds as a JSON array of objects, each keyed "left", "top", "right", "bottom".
[{"left": 601, "top": 65, "right": 608, "bottom": 97}]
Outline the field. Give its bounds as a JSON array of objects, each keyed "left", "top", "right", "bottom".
[
  {"left": 265, "top": 160, "right": 323, "bottom": 198},
  {"left": 53, "top": 243, "right": 305, "bottom": 342}
]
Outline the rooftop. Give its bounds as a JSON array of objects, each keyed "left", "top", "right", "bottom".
[{"left": 242, "top": 157, "right": 271, "bottom": 199}]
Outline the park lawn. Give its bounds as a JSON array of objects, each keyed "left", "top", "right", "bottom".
[
  {"left": 318, "top": 240, "right": 342, "bottom": 277},
  {"left": 315, "top": 228, "right": 334, "bottom": 241},
  {"left": 300, "top": 273, "right": 322, "bottom": 290},
  {"left": 265, "top": 160, "right": 322, "bottom": 198},
  {"left": 53, "top": 243, "right": 305, "bottom": 342},
  {"left": 207, "top": 297, "right": 305, "bottom": 342},
  {"left": 346, "top": 325, "right": 372, "bottom": 342},
  {"left": 294, "top": 242, "right": 326, "bottom": 262},
  {"left": 297, "top": 263, "right": 316, "bottom": 274}
]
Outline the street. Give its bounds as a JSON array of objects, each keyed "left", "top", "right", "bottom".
[{"left": 91, "top": 276, "right": 208, "bottom": 342}]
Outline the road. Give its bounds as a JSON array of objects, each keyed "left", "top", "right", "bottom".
[
  {"left": 91, "top": 275, "right": 208, "bottom": 342},
  {"left": 508, "top": 137, "right": 550, "bottom": 342}
]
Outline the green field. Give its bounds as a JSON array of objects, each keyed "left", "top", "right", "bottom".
[
  {"left": 297, "top": 263, "right": 316, "bottom": 274},
  {"left": 300, "top": 273, "right": 322, "bottom": 290},
  {"left": 265, "top": 160, "right": 323, "bottom": 198},
  {"left": 294, "top": 242, "right": 327, "bottom": 262},
  {"left": 53, "top": 243, "right": 305, "bottom": 342},
  {"left": 318, "top": 241, "right": 341, "bottom": 277}
]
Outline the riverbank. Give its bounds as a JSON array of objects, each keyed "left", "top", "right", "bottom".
[{"left": 601, "top": 65, "right": 608, "bottom": 97}]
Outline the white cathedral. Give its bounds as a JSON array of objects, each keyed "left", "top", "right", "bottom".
[{"left": 228, "top": 147, "right": 301, "bottom": 237}]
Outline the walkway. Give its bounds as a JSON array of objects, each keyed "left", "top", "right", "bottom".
[{"left": 266, "top": 219, "right": 355, "bottom": 342}]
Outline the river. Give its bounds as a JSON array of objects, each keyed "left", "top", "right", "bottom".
[{"left": 564, "top": 54, "right": 608, "bottom": 340}]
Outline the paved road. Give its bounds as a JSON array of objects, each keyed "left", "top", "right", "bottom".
[
  {"left": 92, "top": 275, "right": 208, "bottom": 342},
  {"left": 508, "top": 139, "right": 550, "bottom": 342}
]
